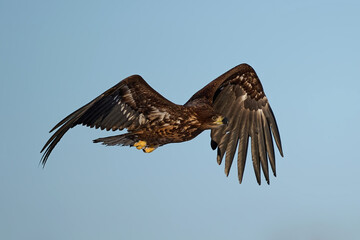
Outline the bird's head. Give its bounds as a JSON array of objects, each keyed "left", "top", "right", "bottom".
[
  {"left": 190, "top": 101, "right": 228, "bottom": 129},
  {"left": 210, "top": 114, "right": 228, "bottom": 127}
]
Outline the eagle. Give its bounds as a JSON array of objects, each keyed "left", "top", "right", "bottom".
[{"left": 41, "top": 63, "right": 283, "bottom": 184}]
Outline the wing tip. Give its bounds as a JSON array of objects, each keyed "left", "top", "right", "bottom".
[
  {"left": 39, "top": 152, "right": 48, "bottom": 168},
  {"left": 210, "top": 140, "right": 218, "bottom": 150},
  {"left": 238, "top": 174, "right": 244, "bottom": 184},
  {"left": 225, "top": 169, "right": 230, "bottom": 177},
  {"left": 216, "top": 148, "right": 222, "bottom": 165},
  {"left": 279, "top": 148, "right": 284, "bottom": 157}
]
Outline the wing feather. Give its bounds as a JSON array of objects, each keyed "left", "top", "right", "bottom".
[
  {"left": 262, "top": 112, "right": 276, "bottom": 176},
  {"left": 237, "top": 116, "right": 250, "bottom": 184},
  {"left": 215, "top": 129, "right": 229, "bottom": 165},
  {"left": 268, "top": 107, "right": 284, "bottom": 157},
  {"left": 250, "top": 111, "right": 261, "bottom": 184},
  {"left": 224, "top": 100, "right": 242, "bottom": 176},
  {"left": 258, "top": 111, "right": 270, "bottom": 184},
  {"left": 224, "top": 124, "right": 239, "bottom": 176}
]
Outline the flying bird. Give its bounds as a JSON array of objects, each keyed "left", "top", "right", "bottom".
[{"left": 41, "top": 63, "right": 283, "bottom": 184}]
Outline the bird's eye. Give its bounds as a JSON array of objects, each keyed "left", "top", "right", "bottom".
[{"left": 212, "top": 116, "right": 218, "bottom": 121}]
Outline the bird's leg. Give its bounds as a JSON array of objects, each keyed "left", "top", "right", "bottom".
[
  {"left": 143, "top": 146, "right": 157, "bottom": 153},
  {"left": 134, "top": 140, "right": 147, "bottom": 150},
  {"left": 134, "top": 140, "right": 157, "bottom": 153}
]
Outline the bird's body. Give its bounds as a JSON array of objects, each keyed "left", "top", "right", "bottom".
[
  {"left": 94, "top": 101, "right": 225, "bottom": 150},
  {"left": 41, "top": 63, "right": 283, "bottom": 184}
]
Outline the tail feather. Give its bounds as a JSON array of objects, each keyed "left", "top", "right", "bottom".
[{"left": 93, "top": 133, "right": 138, "bottom": 146}]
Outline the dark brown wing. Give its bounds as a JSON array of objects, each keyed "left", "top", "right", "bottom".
[
  {"left": 187, "top": 64, "right": 283, "bottom": 185},
  {"left": 41, "top": 75, "right": 179, "bottom": 165}
]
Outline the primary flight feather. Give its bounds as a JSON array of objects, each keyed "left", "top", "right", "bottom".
[{"left": 41, "top": 63, "right": 283, "bottom": 184}]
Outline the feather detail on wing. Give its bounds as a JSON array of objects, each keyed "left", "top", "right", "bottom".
[
  {"left": 40, "top": 75, "right": 177, "bottom": 165},
  {"left": 190, "top": 63, "right": 283, "bottom": 185}
]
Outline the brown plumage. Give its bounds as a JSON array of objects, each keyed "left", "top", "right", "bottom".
[{"left": 41, "top": 63, "right": 283, "bottom": 184}]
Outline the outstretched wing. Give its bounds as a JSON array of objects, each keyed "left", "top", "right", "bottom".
[
  {"left": 41, "top": 75, "right": 178, "bottom": 165},
  {"left": 188, "top": 64, "right": 283, "bottom": 185}
]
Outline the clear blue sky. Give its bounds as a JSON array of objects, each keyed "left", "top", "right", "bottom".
[{"left": 1, "top": 0, "right": 360, "bottom": 239}]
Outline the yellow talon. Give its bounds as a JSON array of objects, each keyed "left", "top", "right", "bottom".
[
  {"left": 134, "top": 140, "right": 147, "bottom": 150},
  {"left": 143, "top": 147, "right": 156, "bottom": 153}
]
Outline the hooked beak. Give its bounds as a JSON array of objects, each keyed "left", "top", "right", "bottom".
[{"left": 215, "top": 116, "right": 228, "bottom": 125}]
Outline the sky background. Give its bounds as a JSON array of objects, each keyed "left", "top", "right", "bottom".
[{"left": 1, "top": 0, "right": 360, "bottom": 239}]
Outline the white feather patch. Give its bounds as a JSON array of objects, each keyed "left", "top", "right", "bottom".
[
  {"left": 139, "top": 113, "right": 146, "bottom": 125},
  {"left": 150, "top": 107, "right": 170, "bottom": 121}
]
